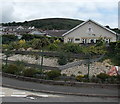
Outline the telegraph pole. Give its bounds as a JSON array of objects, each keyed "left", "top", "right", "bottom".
[
  {"left": 40, "top": 42, "right": 44, "bottom": 73},
  {"left": 87, "top": 54, "right": 90, "bottom": 81},
  {"left": 87, "top": 58, "right": 90, "bottom": 80},
  {"left": 40, "top": 49, "right": 43, "bottom": 71}
]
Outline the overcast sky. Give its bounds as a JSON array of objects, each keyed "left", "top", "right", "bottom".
[{"left": 1, "top": 0, "right": 119, "bottom": 28}]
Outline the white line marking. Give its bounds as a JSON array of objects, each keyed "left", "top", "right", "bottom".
[
  {"left": 38, "top": 95, "right": 48, "bottom": 97},
  {"left": 0, "top": 95, "right": 5, "bottom": 97},
  {"left": 13, "top": 92, "right": 26, "bottom": 94},
  {"left": 11, "top": 95, "right": 27, "bottom": 97}
]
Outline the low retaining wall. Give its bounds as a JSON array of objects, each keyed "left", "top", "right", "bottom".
[
  {"left": 2, "top": 59, "right": 59, "bottom": 70},
  {"left": 2, "top": 72, "right": 120, "bottom": 89}
]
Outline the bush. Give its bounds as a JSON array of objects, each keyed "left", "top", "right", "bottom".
[
  {"left": 76, "top": 75, "right": 84, "bottom": 82},
  {"left": 31, "top": 38, "right": 50, "bottom": 49},
  {"left": 47, "top": 70, "right": 61, "bottom": 80},
  {"left": 57, "top": 53, "right": 67, "bottom": 65},
  {"left": 23, "top": 68, "right": 37, "bottom": 77},
  {"left": 48, "top": 43, "right": 58, "bottom": 51},
  {"left": 2, "top": 64, "right": 7, "bottom": 72},
  {"left": 96, "top": 73, "right": 110, "bottom": 83},
  {"left": 63, "top": 43, "right": 82, "bottom": 53},
  {"left": 90, "top": 75, "right": 101, "bottom": 83},
  {"left": 109, "top": 42, "right": 117, "bottom": 52},
  {"left": 5, "top": 64, "right": 20, "bottom": 74},
  {"left": 14, "top": 60, "right": 25, "bottom": 75},
  {"left": 2, "top": 35, "right": 18, "bottom": 44}
]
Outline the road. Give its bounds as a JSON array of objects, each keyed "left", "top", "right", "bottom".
[
  {"left": 2, "top": 77, "right": 119, "bottom": 97},
  {"left": 1, "top": 87, "right": 119, "bottom": 103},
  {"left": 1, "top": 76, "right": 120, "bottom": 103}
]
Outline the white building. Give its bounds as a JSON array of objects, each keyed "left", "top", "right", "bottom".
[{"left": 62, "top": 19, "right": 117, "bottom": 44}]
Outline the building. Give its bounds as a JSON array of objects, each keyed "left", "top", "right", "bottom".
[
  {"left": 1, "top": 26, "right": 35, "bottom": 35},
  {"left": 45, "top": 30, "right": 68, "bottom": 37},
  {"left": 62, "top": 19, "right": 117, "bottom": 44},
  {"left": 29, "top": 30, "right": 46, "bottom": 36}
]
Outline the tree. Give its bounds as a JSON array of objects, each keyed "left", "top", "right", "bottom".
[{"left": 31, "top": 38, "right": 50, "bottom": 49}]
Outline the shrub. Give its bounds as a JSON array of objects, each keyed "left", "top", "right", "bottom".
[
  {"left": 63, "top": 43, "right": 82, "bottom": 53},
  {"left": 5, "top": 64, "right": 19, "bottom": 74},
  {"left": 76, "top": 75, "right": 84, "bottom": 82},
  {"left": 96, "top": 73, "right": 110, "bottom": 83},
  {"left": 48, "top": 43, "right": 58, "bottom": 51},
  {"left": 47, "top": 70, "right": 61, "bottom": 80},
  {"left": 66, "top": 53, "right": 74, "bottom": 62},
  {"left": 109, "top": 42, "right": 117, "bottom": 52},
  {"left": 54, "top": 39, "right": 61, "bottom": 44},
  {"left": 31, "top": 38, "right": 50, "bottom": 49},
  {"left": 2, "top": 64, "right": 7, "bottom": 72},
  {"left": 57, "top": 53, "right": 67, "bottom": 65},
  {"left": 23, "top": 68, "right": 37, "bottom": 77},
  {"left": 90, "top": 75, "right": 100, "bottom": 83},
  {"left": 2, "top": 35, "right": 18, "bottom": 44},
  {"left": 2, "top": 44, "right": 9, "bottom": 50},
  {"left": 14, "top": 60, "right": 25, "bottom": 75}
]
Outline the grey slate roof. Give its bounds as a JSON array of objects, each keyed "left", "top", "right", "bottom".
[{"left": 45, "top": 30, "right": 68, "bottom": 37}]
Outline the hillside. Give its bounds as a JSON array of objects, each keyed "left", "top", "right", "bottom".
[{"left": 2, "top": 18, "right": 84, "bottom": 30}]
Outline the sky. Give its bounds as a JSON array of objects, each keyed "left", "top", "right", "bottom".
[{"left": 0, "top": 0, "right": 119, "bottom": 28}]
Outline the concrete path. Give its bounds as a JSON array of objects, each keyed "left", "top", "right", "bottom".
[{"left": 59, "top": 54, "right": 105, "bottom": 70}]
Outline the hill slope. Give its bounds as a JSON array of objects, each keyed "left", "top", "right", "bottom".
[{"left": 2, "top": 18, "right": 84, "bottom": 30}]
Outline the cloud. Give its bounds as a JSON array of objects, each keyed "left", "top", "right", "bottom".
[
  {"left": 1, "top": 2, "right": 20, "bottom": 23},
  {"left": 1, "top": 0, "right": 118, "bottom": 28}
]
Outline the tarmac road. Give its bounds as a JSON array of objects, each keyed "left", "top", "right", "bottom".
[
  {"left": 1, "top": 77, "right": 120, "bottom": 103},
  {"left": 1, "top": 87, "right": 118, "bottom": 103},
  {"left": 2, "top": 77, "right": 119, "bottom": 97}
]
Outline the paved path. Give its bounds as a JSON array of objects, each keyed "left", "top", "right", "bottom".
[
  {"left": 59, "top": 54, "right": 105, "bottom": 70},
  {"left": 2, "top": 77, "right": 119, "bottom": 97}
]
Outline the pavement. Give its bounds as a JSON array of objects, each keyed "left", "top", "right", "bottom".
[{"left": 2, "top": 77, "right": 119, "bottom": 98}]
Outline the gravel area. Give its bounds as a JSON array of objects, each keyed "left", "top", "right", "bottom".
[
  {"left": 7, "top": 54, "right": 59, "bottom": 67},
  {"left": 61, "top": 60, "right": 112, "bottom": 76},
  {"left": 1, "top": 54, "right": 113, "bottom": 76}
]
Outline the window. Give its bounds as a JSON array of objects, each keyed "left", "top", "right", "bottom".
[
  {"left": 90, "top": 39, "right": 94, "bottom": 43},
  {"left": 89, "top": 39, "right": 96, "bottom": 43},
  {"left": 105, "top": 39, "right": 110, "bottom": 43},
  {"left": 92, "top": 34, "right": 96, "bottom": 36},
  {"left": 75, "top": 38, "right": 80, "bottom": 41},
  {"left": 82, "top": 39, "right": 87, "bottom": 43},
  {"left": 68, "top": 38, "right": 73, "bottom": 43},
  {"left": 88, "top": 28, "right": 91, "bottom": 31}
]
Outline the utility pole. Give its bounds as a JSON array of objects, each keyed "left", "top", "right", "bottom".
[
  {"left": 4, "top": 50, "right": 11, "bottom": 66},
  {"left": 87, "top": 58, "right": 90, "bottom": 80},
  {"left": 40, "top": 49, "right": 43, "bottom": 72},
  {"left": 87, "top": 54, "right": 90, "bottom": 81},
  {"left": 40, "top": 43, "right": 44, "bottom": 73}
]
